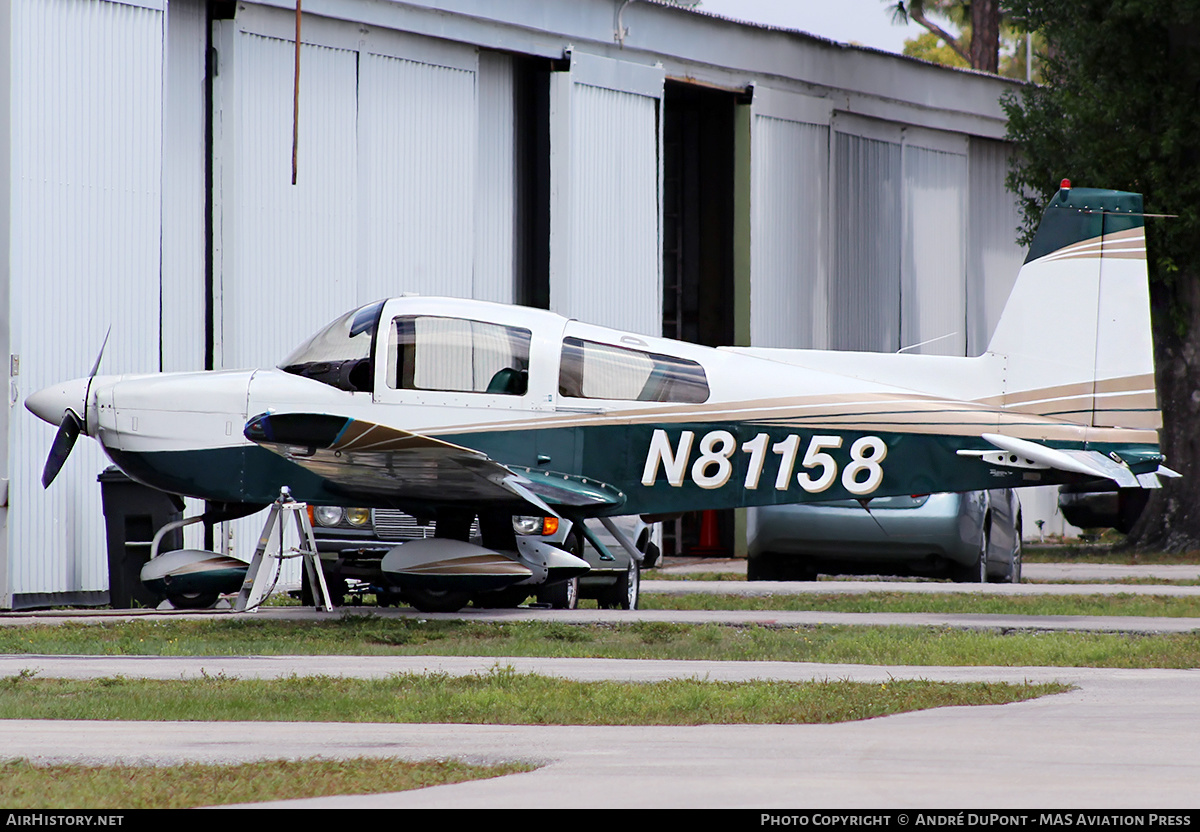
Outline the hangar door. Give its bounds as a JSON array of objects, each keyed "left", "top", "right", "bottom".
[
  {"left": 749, "top": 89, "right": 832, "bottom": 350},
  {"left": 830, "top": 115, "right": 969, "bottom": 356},
  {"left": 212, "top": 6, "right": 489, "bottom": 372},
  {"left": 549, "top": 52, "right": 664, "bottom": 337}
]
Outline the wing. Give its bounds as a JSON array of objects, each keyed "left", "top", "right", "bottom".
[{"left": 243, "top": 412, "right": 626, "bottom": 513}]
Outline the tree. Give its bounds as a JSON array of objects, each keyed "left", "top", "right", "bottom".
[
  {"left": 1003, "top": 0, "right": 1200, "bottom": 551},
  {"left": 888, "top": 0, "right": 1001, "bottom": 72}
]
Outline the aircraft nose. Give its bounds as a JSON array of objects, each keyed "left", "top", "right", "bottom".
[{"left": 25, "top": 377, "right": 90, "bottom": 427}]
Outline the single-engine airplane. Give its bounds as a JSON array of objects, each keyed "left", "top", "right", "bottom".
[{"left": 26, "top": 183, "right": 1175, "bottom": 611}]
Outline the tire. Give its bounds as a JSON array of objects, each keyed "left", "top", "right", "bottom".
[
  {"left": 642, "top": 541, "right": 661, "bottom": 570},
  {"left": 539, "top": 577, "right": 579, "bottom": 610},
  {"left": 599, "top": 559, "right": 639, "bottom": 610},
  {"left": 748, "top": 553, "right": 816, "bottom": 582},
  {"left": 539, "top": 529, "right": 583, "bottom": 609},
  {"left": 999, "top": 516, "right": 1023, "bottom": 584},
  {"left": 747, "top": 553, "right": 779, "bottom": 581},
  {"left": 403, "top": 589, "right": 471, "bottom": 613},
  {"left": 471, "top": 587, "right": 530, "bottom": 609},
  {"left": 952, "top": 523, "right": 990, "bottom": 583},
  {"left": 166, "top": 591, "right": 219, "bottom": 610}
]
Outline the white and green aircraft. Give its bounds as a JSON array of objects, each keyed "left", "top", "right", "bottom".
[{"left": 26, "top": 183, "right": 1172, "bottom": 609}]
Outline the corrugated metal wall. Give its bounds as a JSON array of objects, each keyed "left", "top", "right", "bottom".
[
  {"left": 214, "top": 9, "right": 492, "bottom": 368},
  {"left": 359, "top": 49, "right": 477, "bottom": 302},
  {"left": 550, "top": 53, "right": 664, "bottom": 337},
  {"left": 8, "top": 0, "right": 164, "bottom": 602},
  {"left": 968, "top": 137, "right": 1025, "bottom": 355},
  {"left": 161, "top": 0, "right": 207, "bottom": 374},
  {"left": 900, "top": 141, "right": 968, "bottom": 356},
  {"left": 214, "top": 31, "right": 358, "bottom": 372},
  {"left": 750, "top": 115, "right": 829, "bottom": 349},
  {"left": 830, "top": 129, "right": 903, "bottom": 352},
  {"left": 474, "top": 51, "right": 517, "bottom": 304}
]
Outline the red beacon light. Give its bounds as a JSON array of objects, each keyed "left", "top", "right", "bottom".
[{"left": 1060, "top": 178, "right": 1071, "bottom": 191}]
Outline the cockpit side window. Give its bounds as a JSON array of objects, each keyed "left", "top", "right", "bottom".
[
  {"left": 278, "top": 301, "right": 383, "bottom": 393},
  {"left": 558, "top": 337, "right": 709, "bottom": 402},
  {"left": 387, "top": 316, "right": 532, "bottom": 395}
]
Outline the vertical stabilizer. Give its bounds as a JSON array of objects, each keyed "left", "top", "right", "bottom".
[{"left": 984, "top": 182, "right": 1159, "bottom": 431}]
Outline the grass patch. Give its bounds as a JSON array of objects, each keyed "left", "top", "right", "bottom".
[
  {"left": 2, "top": 618, "right": 1200, "bottom": 667},
  {"left": 1023, "top": 546, "right": 1200, "bottom": 565},
  {"left": 0, "top": 756, "right": 533, "bottom": 809},
  {"left": 640, "top": 590, "right": 1200, "bottom": 617},
  {"left": 644, "top": 571, "right": 746, "bottom": 581},
  {"left": 0, "top": 668, "right": 1066, "bottom": 725},
  {"left": 1024, "top": 577, "right": 1200, "bottom": 587}
]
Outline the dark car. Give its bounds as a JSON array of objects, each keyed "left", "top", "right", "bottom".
[{"left": 1057, "top": 480, "right": 1149, "bottom": 534}]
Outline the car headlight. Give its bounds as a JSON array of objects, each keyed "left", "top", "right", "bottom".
[
  {"left": 345, "top": 508, "right": 371, "bottom": 527},
  {"left": 314, "top": 506, "right": 344, "bottom": 527},
  {"left": 512, "top": 516, "right": 559, "bottom": 536},
  {"left": 512, "top": 516, "right": 544, "bottom": 535}
]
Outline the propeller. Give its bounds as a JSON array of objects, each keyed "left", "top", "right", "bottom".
[
  {"left": 38, "top": 328, "right": 110, "bottom": 488},
  {"left": 42, "top": 411, "right": 82, "bottom": 488}
]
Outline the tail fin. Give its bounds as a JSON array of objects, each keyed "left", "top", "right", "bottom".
[{"left": 984, "top": 182, "right": 1160, "bottom": 431}]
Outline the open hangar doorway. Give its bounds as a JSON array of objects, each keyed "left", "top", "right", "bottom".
[{"left": 660, "top": 80, "right": 740, "bottom": 558}]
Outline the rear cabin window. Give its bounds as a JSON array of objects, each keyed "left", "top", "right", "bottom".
[
  {"left": 558, "top": 337, "right": 709, "bottom": 402},
  {"left": 387, "top": 316, "right": 531, "bottom": 395}
]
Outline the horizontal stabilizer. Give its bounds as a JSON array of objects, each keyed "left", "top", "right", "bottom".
[
  {"left": 960, "top": 434, "right": 1108, "bottom": 480},
  {"left": 958, "top": 432, "right": 1162, "bottom": 489}
]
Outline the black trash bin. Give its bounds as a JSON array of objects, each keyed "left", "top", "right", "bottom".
[{"left": 97, "top": 466, "right": 185, "bottom": 608}]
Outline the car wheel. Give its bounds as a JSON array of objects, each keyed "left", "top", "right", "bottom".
[
  {"left": 166, "top": 591, "right": 219, "bottom": 610},
  {"left": 403, "top": 589, "right": 471, "bottom": 613},
  {"left": 540, "top": 577, "right": 579, "bottom": 610},
  {"left": 976, "top": 524, "right": 990, "bottom": 583},
  {"left": 599, "top": 559, "right": 639, "bottom": 610},
  {"left": 618, "top": 558, "right": 640, "bottom": 610},
  {"left": 642, "top": 540, "right": 661, "bottom": 570},
  {"left": 1001, "top": 517, "right": 1023, "bottom": 584},
  {"left": 747, "top": 553, "right": 778, "bottom": 581},
  {"left": 951, "top": 524, "right": 989, "bottom": 583}
]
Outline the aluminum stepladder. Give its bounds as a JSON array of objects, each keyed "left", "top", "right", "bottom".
[{"left": 234, "top": 487, "right": 333, "bottom": 612}]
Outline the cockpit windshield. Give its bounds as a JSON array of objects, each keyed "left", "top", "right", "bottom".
[{"left": 279, "top": 300, "right": 384, "bottom": 392}]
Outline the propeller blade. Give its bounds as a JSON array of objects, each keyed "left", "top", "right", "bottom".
[
  {"left": 88, "top": 327, "right": 111, "bottom": 380},
  {"left": 42, "top": 411, "right": 82, "bottom": 488}
]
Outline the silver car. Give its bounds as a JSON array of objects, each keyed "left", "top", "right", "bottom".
[
  {"left": 513, "top": 515, "right": 661, "bottom": 611},
  {"left": 747, "top": 490, "right": 1022, "bottom": 583}
]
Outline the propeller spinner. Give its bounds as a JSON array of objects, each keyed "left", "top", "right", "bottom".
[{"left": 25, "top": 330, "right": 109, "bottom": 488}]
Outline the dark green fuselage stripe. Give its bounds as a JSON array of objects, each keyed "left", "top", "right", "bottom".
[{"left": 106, "top": 421, "right": 1161, "bottom": 518}]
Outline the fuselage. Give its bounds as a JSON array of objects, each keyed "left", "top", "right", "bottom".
[{"left": 25, "top": 296, "right": 1164, "bottom": 517}]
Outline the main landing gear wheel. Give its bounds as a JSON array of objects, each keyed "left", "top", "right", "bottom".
[
  {"left": 166, "top": 591, "right": 219, "bottom": 610},
  {"left": 403, "top": 589, "right": 471, "bottom": 613},
  {"left": 471, "top": 587, "right": 530, "bottom": 609}
]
